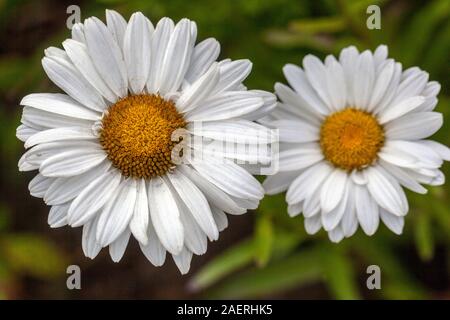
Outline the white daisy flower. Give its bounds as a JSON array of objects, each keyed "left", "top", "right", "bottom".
[
  {"left": 17, "top": 10, "right": 276, "bottom": 274},
  {"left": 263, "top": 45, "right": 450, "bottom": 242}
]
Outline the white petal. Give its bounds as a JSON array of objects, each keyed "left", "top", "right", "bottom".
[
  {"left": 172, "top": 247, "right": 193, "bottom": 275},
  {"left": 354, "top": 185, "right": 379, "bottom": 235},
  {"left": 189, "top": 157, "right": 264, "bottom": 200},
  {"left": 105, "top": 9, "right": 127, "bottom": 49},
  {"left": 109, "top": 229, "right": 131, "bottom": 262},
  {"left": 185, "top": 38, "right": 220, "bottom": 83},
  {"left": 40, "top": 147, "right": 106, "bottom": 178},
  {"left": 140, "top": 219, "right": 167, "bottom": 266},
  {"left": 24, "top": 126, "right": 96, "bottom": 148},
  {"left": 176, "top": 63, "right": 220, "bottom": 113},
  {"left": 148, "top": 177, "right": 184, "bottom": 255},
  {"left": 212, "top": 59, "right": 252, "bottom": 94},
  {"left": 185, "top": 91, "right": 264, "bottom": 122},
  {"left": 188, "top": 119, "right": 274, "bottom": 144},
  {"left": 123, "top": 12, "right": 153, "bottom": 93},
  {"left": 366, "top": 166, "right": 408, "bottom": 216},
  {"left": 378, "top": 96, "right": 426, "bottom": 124},
  {"left": 367, "top": 59, "right": 394, "bottom": 111},
  {"left": 373, "top": 62, "right": 402, "bottom": 114},
  {"left": 380, "top": 208, "right": 404, "bottom": 235},
  {"left": 286, "top": 161, "right": 332, "bottom": 204},
  {"left": 211, "top": 206, "right": 228, "bottom": 232},
  {"left": 63, "top": 39, "right": 118, "bottom": 102},
  {"left": 17, "top": 124, "right": 39, "bottom": 143},
  {"left": 302, "top": 55, "right": 332, "bottom": 110},
  {"left": 129, "top": 179, "right": 150, "bottom": 245},
  {"left": 178, "top": 165, "right": 246, "bottom": 215},
  {"left": 389, "top": 68, "right": 428, "bottom": 107},
  {"left": 21, "top": 93, "right": 100, "bottom": 121},
  {"left": 96, "top": 179, "right": 137, "bottom": 247},
  {"left": 277, "top": 146, "right": 323, "bottom": 172},
  {"left": 287, "top": 202, "right": 303, "bottom": 217},
  {"left": 353, "top": 50, "right": 375, "bottom": 109},
  {"left": 44, "top": 160, "right": 110, "bottom": 205},
  {"left": 158, "top": 18, "right": 194, "bottom": 94},
  {"left": 373, "top": 45, "right": 388, "bottom": 69},
  {"left": 385, "top": 112, "right": 443, "bottom": 140},
  {"left": 48, "top": 203, "right": 69, "bottom": 228},
  {"left": 278, "top": 68, "right": 328, "bottom": 116},
  {"left": 320, "top": 168, "right": 347, "bottom": 213},
  {"left": 325, "top": 56, "right": 347, "bottom": 110},
  {"left": 84, "top": 17, "right": 128, "bottom": 98},
  {"left": 82, "top": 215, "right": 102, "bottom": 259},
  {"left": 341, "top": 182, "right": 358, "bottom": 237},
  {"left": 328, "top": 226, "right": 344, "bottom": 243},
  {"left": 379, "top": 159, "right": 427, "bottom": 194},
  {"left": 339, "top": 46, "right": 359, "bottom": 106},
  {"left": 322, "top": 182, "right": 349, "bottom": 231},
  {"left": 263, "top": 170, "right": 301, "bottom": 195},
  {"left": 177, "top": 198, "right": 208, "bottom": 255},
  {"left": 167, "top": 170, "right": 218, "bottom": 241},
  {"left": 419, "top": 140, "right": 450, "bottom": 161},
  {"left": 71, "top": 23, "right": 85, "bottom": 43},
  {"left": 271, "top": 119, "right": 319, "bottom": 143},
  {"left": 304, "top": 215, "right": 321, "bottom": 234},
  {"left": 22, "top": 107, "right": 93, "bottom": 130},
  {"left": 42, "top": 57, "right": 107, "bottom": 111},
  {"left": 146, "top": 17, "right": 174, "bottom": 93},
  {"left": 68, "top": 170, "right": 121, "bottom": 227}
]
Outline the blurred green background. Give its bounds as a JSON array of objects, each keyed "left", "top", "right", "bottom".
[{"left": 0, "top": 0, "right": 448, "bottom": 299}]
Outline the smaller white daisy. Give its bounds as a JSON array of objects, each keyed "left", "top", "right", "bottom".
[
  {"left": 262, "top": 45, "right": 450, "bottom": 242},
  {"left": 18, "top": 10, "right": 276, "bottom": 274}
]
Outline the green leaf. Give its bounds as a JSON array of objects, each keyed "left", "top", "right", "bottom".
[
  {"left": 414, "top": 212, "right": 434, "bottom": 261},
  {"left": 322, "top": 245, "right": 361, "bottom": 299},
  {"left": 289, "top": 17, "right": 345, "bottom": 34},
  {"left": 0, "top": 234, "right": 67, "bottom": 279},
  {"left": 189, "top": 238, "right": 255, "bottom": 292},
  {"left": 254, "top": 215, "right": 274, "bottom": 267},
  {"left": 207, "top": 246, "right": 325, "bottom": 299}
]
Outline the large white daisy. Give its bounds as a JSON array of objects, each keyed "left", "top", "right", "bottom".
[
  {"left": 17, "top": 10, "right": 276, "bottom": 274},
  {"left": 262, "top": 45, "right": 449, "bottom": 242}
]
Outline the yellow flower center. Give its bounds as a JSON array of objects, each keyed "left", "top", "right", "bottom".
[
  {"left": 100, "top": 94, "right": 186, "bottom": 179},
  {"left": 319, "top": 108, "right": 384, "bottom": 171}
]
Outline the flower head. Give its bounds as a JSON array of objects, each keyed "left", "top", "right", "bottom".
[
  {"left": 18, "top": 10, "right": 276, "bottom": 273},
  {"left": 263, "top": 45, "right": 449, "bottom": 242}
]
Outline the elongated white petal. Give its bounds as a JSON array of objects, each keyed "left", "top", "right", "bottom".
[
  {"left": 63, "top": 39, "right": 118, "bottom": 102},
  {"left": 129, "top": 179, "right": 150, "bottom": 245},
  {"left": 68, "top": 170, "right": 121, "bottom": 227},
  {"left": 82, "top": 215, "right": 102, "bottom": 259},
  {"left": 84, "top": 17, "right": 128, "bottom": 98},
  {"left": 185, "top": 91, "right": 264, "bottom": 122},
  {"left": 42, "top": 57, "right": 107, "bottom": 111},
  {"left": 21, "top": 93, "right": 100, "bottom": 121},
  {"left": 167, "top": 170, "right": 218, "bottom": 240},
  {"left": 355, "top": 185, "right": 379, "bottom": 235},
  {"left": 105, "top": 9, "right": 127, "bottom": 49},
  {"left": 109, "top": 229, "right": 131, "bottom": 262},
  {"left": 97, "top": 179, "right": 137, "bottom": 246},
  {"left": 385, "top": 112, "right": 443, "bottom": 140},
  {"left": 140, "top": 219, "right": 166, "bottom": 266},
  {"left": 40, "top": 148, "right": 106, "bottom": 178},
  {"left": 179, "top": 165, "right": 246, "bottom": 215},
  {"left": 320, "top": 168, "right": 347, "bottom": 213},
  {"left": 158, "top": 19, "right": 193, "bottom": 94},
  {"left": 172, "top": 247, "right": 193, "bottom": 275},
  {"left": 212, "top": 59, "right": 252, "bottom": 94},
  {"left": 123, "top": 12, "right": 153, "bottom": 93},
  {"left": 176, "top": 63, "right": 219, "bottom": 112},
  {"left": 366, "top": 166, "right": 408, "bottom": 216},
  {"left": 272, "top": 119, "right": 319, "bottom": 143},
  {"left": 48, "top": 203, "right": 69, "bottom": 228},
  {"left": 185, "top": 38, "right": 220, "bottom": 83},
  {"left": 148, "top": 177, "right": 184, "bottom": 255},
  {"left": 378, "top": 96, "right": 426, "bottom": 124}
]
